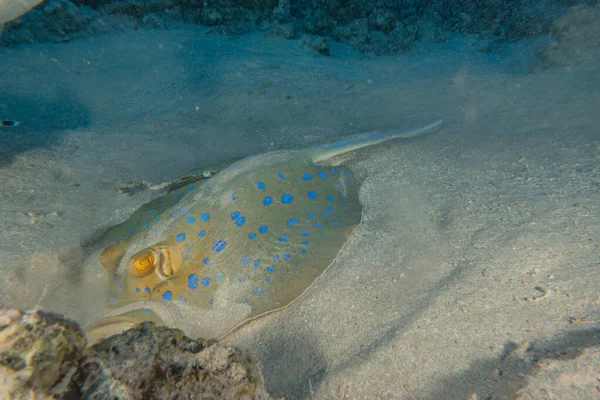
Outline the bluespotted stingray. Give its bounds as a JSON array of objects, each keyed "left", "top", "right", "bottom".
[
  {"left": 86, "top": 120, "right": 443, "bottom": 342},
  {"left": 0, "top": 0, "right": 44, "bottom": 36}
]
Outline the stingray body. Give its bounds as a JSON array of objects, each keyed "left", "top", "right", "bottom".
[
  {"left": 0, "top": 0, "right": 43, "bottom": 35},
  {"left": 87, "top": 120, "right": 443, "bottom": 342}
]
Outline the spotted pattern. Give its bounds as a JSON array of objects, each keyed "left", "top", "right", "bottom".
[{"left": 99, "top": 151, "right": 363, "bottom": 338}]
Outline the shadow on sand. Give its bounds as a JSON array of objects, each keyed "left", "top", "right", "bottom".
[{"left": 0, "top": 90, "right": 90, "bottom": 167}]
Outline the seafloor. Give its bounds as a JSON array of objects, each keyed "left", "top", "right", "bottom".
[{"left": 0, "top": 2, "right": 599, "bottom": 399}]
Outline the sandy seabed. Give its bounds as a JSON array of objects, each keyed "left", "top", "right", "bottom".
[{"left": 0, "top": 27, "right": 598, "bottom": 399}]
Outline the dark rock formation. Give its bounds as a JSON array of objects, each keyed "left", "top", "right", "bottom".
[{"left": 1, "top": 0, "right": 571, "bottom": 54}]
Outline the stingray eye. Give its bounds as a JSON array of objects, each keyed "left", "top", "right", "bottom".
[
  {"left": 130, "top": 251, "right": 155, "bottom": 276},
  {"left": 135, "top": 254, "right": 154, "bottom": 270}
]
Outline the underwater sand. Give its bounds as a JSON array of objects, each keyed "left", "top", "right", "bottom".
[{"left": 0, "top": 27, "right": 598, "bottom": 399}]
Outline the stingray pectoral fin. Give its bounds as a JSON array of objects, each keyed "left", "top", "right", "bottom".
[
  {"left": 85, "top": 308, "right": 166, "bottom": 344},
  {"left": 0, "top": 0, "right": 44, "bottom": 23}
]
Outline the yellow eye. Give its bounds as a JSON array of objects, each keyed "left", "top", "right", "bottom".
[{"left": 133, "top": 253, "right": 154, "bottom": 271}]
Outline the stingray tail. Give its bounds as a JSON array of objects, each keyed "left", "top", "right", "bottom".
[{"left": 307, "top": 119, "right": 443, "bottom": 163}]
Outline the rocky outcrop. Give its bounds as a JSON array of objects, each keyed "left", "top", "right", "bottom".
[
  {"left": 0, "top": 308, "right": 273, "bottom": 399},
  {"left": 1, "top": 0, "right": 567, "bottom": 55},
  {"left": 534, "top": 4, "right": 600, "bottom": 69}
]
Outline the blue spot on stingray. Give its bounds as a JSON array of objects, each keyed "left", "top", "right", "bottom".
[
  {"left": 318, "top": 171, "right": 327, "bottom": 179},
  {"left": 231, "top": 193, "right": 236, "bottom": 200},
  {"left": 146, "top": 210, "right": 156, "bottom": 215},
  {"left": 302, "top": 241, "right": 309, "bottom": 246},
  {"left": 135, "top": 287, "right": 140, "bottom": 293},
  {"left": 153, "top": 216, "right": 160, "bottom": 222},
  {"left": 144, "top": 287, "right": 150, "bottom": 293},
  {"left": 215, "top": 272, "right": 225, "bottom": 281},
  {"left": 178, "top": 191, "right": 184, "bottom": 197},
  {"left": 329, "top": 221, "right": 346, "bottom": 226},
  {"left": 272, "top": 255, "right": 279, "bottom": 262},
  {"left": 327, "top": 205, "right": 334, "bottom": 211},
  {"left": 286, "top": 218, "right": 298, "bottom": 226},
  {"left": 132, "top": 221, "right": 138, "bottom": 226},
  {"left": 278, "top": 236, "right": 288, "bottom": 243},
  {"left": 140, "top": 223, "right": 148, "bottom": 231},
  {"left": 201, "top": 277, "right": 211, "bottom": 287},
  {"left": 266, "top": 266, "right": 275, "bottom": 273},
  {"left": 323, "top": 208, "right": 331, "bottom": 215},
  {"left": 340, "top": 203, "right": 345, "bottom": 207},
  {"left": 336, "top": 183, "right": 343, "bottom": 191},
  {"left": 162, "top": 290, "right": 172, "bottom": 300},
  {"left": 128, "top": 228, "right": 135, "bottom": 234},
  {"left": 327, "top": 195, "right": 335, "bottom": 201},
  {"left": 283, "top": 253, "right": 290, "bottom": 260},
  {"left": 203, "top": 258, "right": 210, "bottom": 265},
  {"left": 235, "top": 216, "right": 246, "bottom": 226},
  {"left": 142, "top": 308, "right": 152, "bottom": 312},
  {"left": 240, "top": 256, "right": 251, "bottom": 265},
  {"left": 301, "top": 231, "right": 309, "bottom": 236},
  {"left": 115, "top": 283, "right": 122, "bottom": 292},
  {"left": 256, "top": 181, "right": 266, "bottom": 190},
  {"left": 188, "top": 274, "right": 198, "bottom": 290},
  {"left": 301, "top": 249, "right": 307, "bottom": 254},
  {"left": 248, "top": 232, "right": 257, "bottom": 239},
  {"left": 263, "top": 196, "right": 273, "bottom": 206},
  {"left": 189, "top": 185, "right": 194, "bottom": 191},
  {"left": 176, "top": 233, "right": 186, "bottom": 243},
  {"left": 181, "top": 209, "right": 190, "bottom": 216},
  {"left": 201, "top": 212, "right": 210, "bottom": 222},
  {"left": 281, "top": 193, "right": 294, "bottom": 204},
  {"left": 212, "top": 240, "right": 226, "bottom": 252},
  {"left": 209, "top": 299, "right": 214, "bottom": 305},
  {"left": 307, "top": 191, "right": 317, "bottom": 199},
  {"left": 307, "top": 212, "right": 315, "bottom": 217},
  {"left": 198, "top": 230, "right": 206, "bottom": 237},
  {"left": 278, "top": 172, "right": 286, "bottom": 180},
  {"left": 171, "top": 211, "right": 178, "bottom": 218},
  {"left": 316, "top": 222, "right": 323, "bottom": 227},
  {"left": 265, "top": 278, "right": 271, "bottom": 283},
  {"left": 258, "top": 225, "right": 269, "bottom": 234},
  {"left": 253, "top": 259, "right": 261, "bottom": 267},
  {"left": 231, "top": 211, "right": 240, "bottom": 220},
  {"left": 301, "top": 173, "right": 312, "bottom": 180},
  {"left": 186, "top": 216, "right": 196, "bottom": 223}
]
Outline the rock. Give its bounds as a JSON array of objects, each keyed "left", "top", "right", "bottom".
[
  {"left": 266, "top": 22, "right": 296, "bottom": 39},
  {"left": 534, "top": 4, "right": 600, "bottom": 69},
  {"left": 0, "top": 309, "right": 86, "bottom": 399},
  {"left": 79, "top": 322, "right": 273, "bottom": 399},
  {"left": 202, "top": 8, "right": 224, "bottom": 26},
  {"left": 299, "top": 34, "right": 330, "bottom": 56},
  {"left": 0, "top": 309, "right": 274, "bottom": 399},
  {"left": 271, "top": 0, "right": 290, "bottom": 24}
]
